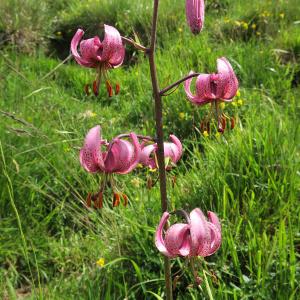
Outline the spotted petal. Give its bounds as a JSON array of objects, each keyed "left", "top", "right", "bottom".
[
  {"left": 189, "top": 208, "right": 211, "bottom": 257},
  {"left": 186, "top": 0, "right": 205, "bottom": 34},
  {"left": 101, "top": 24, "right": 125, "bottom": 67},
  {"left": 165, "top": 223, "right": 191, "bottom": 257},
  {"left": 217, "top": 57, "right": 239, "bottom": 100},
  {"left": 184, "top": 72, "right": 212, "bottom": 105},
  {"left": 155, "top": 212, "right": 176, "bottom": 258},
  {"left": 79, "top": 125, "right": 105, "bottom": 173},
  {"left": 71, "top": 29, "right": 97, "bottom": 68}
]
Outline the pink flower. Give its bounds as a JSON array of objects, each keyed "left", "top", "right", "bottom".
[
  {"left": 184, "top": 57, "right": 239, "bottom": 105},
  {"left": 186, "top": 0, "right": 205, "bottom": 34},
  {"left": 71, "top": 25, "right": 125, "bottom": 96},
  {"left": 139, "top": 135, "right": 183, "bottom": 169},
  {"left": 71, "top": 24, "right": 125, "bottom": 69},
  {"left": 80, "top": 125, "right": 141, "bottom": 174},
  {"left": 155, "top": 208, "right": 221, "bottom": 258}
]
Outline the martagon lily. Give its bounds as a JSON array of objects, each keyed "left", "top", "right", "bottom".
[
  {"left": 155, "top": 208, "right": 221, "bottom": 258},
  {"left": 139, "top": 135, "right": 183, "bottom": 170},
  {"left": 186, "top": 0, "right": 205, "bottom": 34},
  {"left": 71, "top": 24, "right": 125, "bottom": 96},
  {"left": 184, "top": 57, "right": 239, "bottom": 133},
  {"left": 80, "top": 125, "right": 141, "bottom": 208}
]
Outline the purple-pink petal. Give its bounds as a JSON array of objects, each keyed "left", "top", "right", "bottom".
[
  {"left": 155, "top": 212, "right": 175, "bottom": 258},
  {"left": 186, "top": 0, "right": 205, "bottom": 34},
  {"left": 79, "top": 125, "right": 105, "bottom": 173},
  {"left": 101, "top": 24, "right": 125, "bottom": 67},
  {"left": 189, "top": 208, "right": 211, "bottom": 257},
  {"left": 217, "top": 57, "right": 239, "bottom": 100},
  {"left": 165, "top": 224, "right": 191, "bottom": 257},
  {"left": 71, "top": 29, "right": 97, "bottom": 67}
]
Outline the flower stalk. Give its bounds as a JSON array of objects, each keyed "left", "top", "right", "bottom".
[{"left": 148, "top": 0, "right": 173, "bottom": 298}]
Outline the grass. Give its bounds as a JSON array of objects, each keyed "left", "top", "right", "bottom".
[{"left": 0, "top": 0, "right": 299, "bottom": 299}]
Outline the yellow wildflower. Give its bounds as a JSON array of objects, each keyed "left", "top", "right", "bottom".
[
  {"left": 279, "top": 13, "right": 285, "bottom": 19},
  {"left": 251, "top": 24, "right": 257, "bottom": 30},
  {"left": 234, "top": 21, "right": 241, "bottom": 27},
  {"left": 178, "top": 27, "right": 183, "bottom": 32},
  {"left": 219, "top": 102, "right": 226, "bottom": 110},
  {"left": 179, "top": 112, "right": 185, "bottom": 120},
  {"left": 256, "top": 31, "right": 261, "bottom": 36},
  {"left": 203, "top": 131, "right": 209, "bottom": 137},
  {"left": 242, "top": 22, "right": 248, "bottom": 30},
  {"left": 237, "top": 99, "right": 244, "bottom": 106},
  {"left": 236, "top": 90, "right": 241, "bottom": 97},
  {"left": 96, "top": 258, "right": 105, "bottom": 267}
]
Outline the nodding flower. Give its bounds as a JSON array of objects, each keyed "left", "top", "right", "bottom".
[
  {"left": 186, "top": 0, "right": 205, "bottom": 34},
  {"left": 184, "top": 57, "right": 239, "bottom": 133},
  {"left": 155, "top": 208, "right": 221, "bottom": 258},
  {"left": 80, "top": 125, "right": 140, "bottom": 174},
  {"left": 184, "top": 57, "right": 238, "bottom": 105},
  {"left": 71, "top": 24, "right": 125, "bottom": 96},
  {"left": 139, "top": 135, "right": 183, "bottom": 170}
]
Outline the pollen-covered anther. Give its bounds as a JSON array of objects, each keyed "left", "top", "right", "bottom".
[
  {"left": 113, "top": 193, "right": 121, "bottom": 207},
  {"left": 95, "top": 192, "right": 103, "bottom": 209},
  {"left": 93, "top": 80, "right": 99, "bottom": 96},
  {"left": 115, "top": 83, "right": 120, "bottom": 95},
  {"left": 230, "top": 117, "right": 235, "bottom": 129},
  {"left": 84, "top": 84, "right": 90, "bottom": 96},
  {"left": 121, "top": 193, "right": 128, "bottom": 207},
  {"left": 86, "top": 192, "right": 92, "bottom": 207},
  {"left": 106, "top": 80, "right": 113, "bottom": 97}
]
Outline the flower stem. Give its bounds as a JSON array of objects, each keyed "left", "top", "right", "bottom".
[
  {"left": 121, "top": 36, "right": 148, "bottom": 52},
  {"left": 148, "top": 0, "right": 173, "bottom": 299},
  {"left": 159, "top": 73, "right": 201, "bottom": 96}
]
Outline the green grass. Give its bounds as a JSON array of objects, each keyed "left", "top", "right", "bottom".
[{"left": 0, "top": 0, "right": 299, "bottom": 299}]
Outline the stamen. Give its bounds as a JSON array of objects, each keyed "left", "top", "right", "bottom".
[
  {"left": 115, "top": 83, "right": 120, "bottom": 95},
  {"left": 95, "top": 192, "right": 103, "bottom": 209},
  {"left": 113, "top": 193, "right": 120, "bottom": 207},
  {"left": 86, "top": 192, "right": 92, "bottom": 208},
  {"left": 93, "top": 80, "right": 99, "bottom": 96},
  {"left": 230, "top": 117, "right": 235, "bottom": 129},
  {"left": 84, "top": 84, "right": 90, "bottom": 96},
  {"left": 106, "top": 80, "right": 113, "bottom": 97},
  {"left": 122, "top": 193, "right": 128, "bottom": 207}
]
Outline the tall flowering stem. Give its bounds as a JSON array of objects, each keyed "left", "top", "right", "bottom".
[{"left": 147, "top": 0, "right": 173, "bottom": 298}]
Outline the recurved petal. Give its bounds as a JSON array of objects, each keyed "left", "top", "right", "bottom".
[
  {"left": 79, "top": 36, "right": 102, "bottom": 65},
  {"left": 71, "top": 29, "right": 97, "bottom": 67},
  {"left": 79, "top": 125, "right": 105, "bottom": 173},
  {"left": 155, "top": 212, "right": 176, "bottom": 258},
  {"left": 101, "top": 24, "right": 125, "bottom": 67},
  {"left": 189, "top": 208, "right": 211, "bottom": 257},
  {"left": 207, "top": 211, "right": 221, "bottom": 232},
  {"left": 169, "top": 135, "right": 183, "bottom": 162},
  {"left": 165, "top": 224, "right": 191, "bottom": 257},
  {"left": 217, "top": 57, "right": 239, "bottom": 100},
  {"left": 139, "top": 144, "right": 157, "bottom": 169},
  {"left": 207, "top": 222, "right": 222, "bottom": 255},
  {"left": 186, "top": 0, "right": 205, "bottom": 34},
  {"left": 184, "top": 72, "right": 212, "bottom": 105},
  {"left": 116, "top": 133, "right": 141, "bottom": 174}
]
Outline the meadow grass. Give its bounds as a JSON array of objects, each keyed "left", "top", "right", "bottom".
[{"left": 0, "top": 0, "right": 299, "bottom": 299}]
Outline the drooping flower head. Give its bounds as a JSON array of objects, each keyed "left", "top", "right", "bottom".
[
  {"left": 71, "top": 25, "right": 125, "bottom": 96},
  {"left": 139, "top": 135, "right": 183, "bottom": 170},
  {"left": 184, "top": 57, "right": 239, "bottom": 133},
  {"left": 155, "top": 208, "right": 221, "bottom": 258},
  {"left": 184, "top": 57, "right": 238, "bottom": 105},
  {"left": 80, "top": 125, "right": 140, "bottom": 174},
  {"left": 186, "top": 0, "right": 205, "bottom": 34},
  {"left": 80, "top": 125, "right": 141, "bottom": 209}
]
